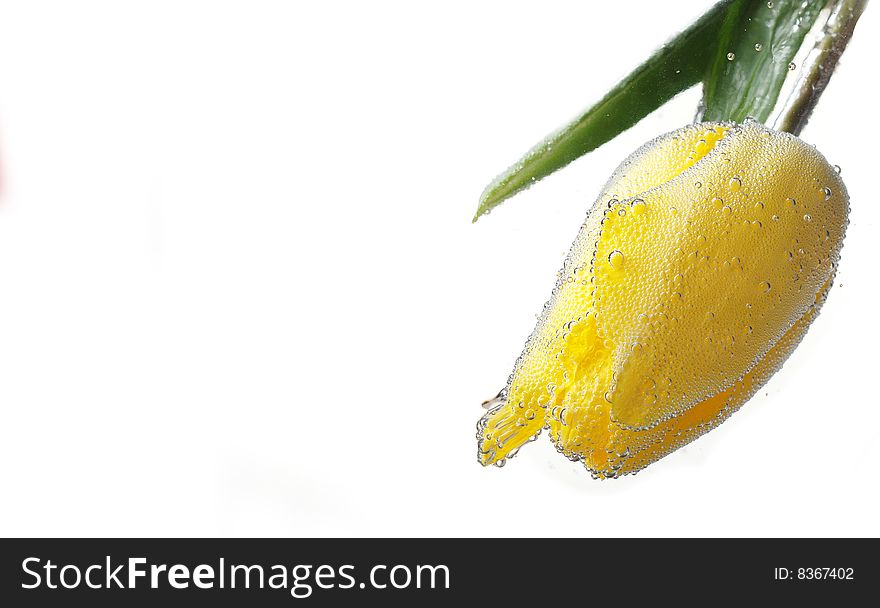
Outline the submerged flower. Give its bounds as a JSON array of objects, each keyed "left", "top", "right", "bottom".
[{"left": 476, "top": 120, "right": 848, "bottom": 478}]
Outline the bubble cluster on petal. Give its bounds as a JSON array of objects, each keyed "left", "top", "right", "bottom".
[{"left": 477, "top": 121, "right": 849, "bottom": 477}]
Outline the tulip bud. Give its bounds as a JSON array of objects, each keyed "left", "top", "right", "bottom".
[{"left": 477, "top": 120, "right": 848, "bottom": 478}]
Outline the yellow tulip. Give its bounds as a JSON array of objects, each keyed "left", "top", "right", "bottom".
[{"left": 476, "top": 120, "right": 848, "bottom": 478}]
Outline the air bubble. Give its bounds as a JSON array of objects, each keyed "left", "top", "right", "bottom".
[
  {"left": 712, "top": 196, "right": 724, "bottom": 208},
  {"left": 760, "top": 281, "right": 771, "bottom": 293},
  {"left": 727, "top": 52, "right": 735, "bottom": 61},
  {"left": 729, "top": 176, "right": 742, "bottom": 191},
  {"left": 786, "top": 197, "right": 797, "bottom": 208},
  {"left": 754, "top": 43, "right": 763, "bottom": 52},
  {"left": 803, "top": 214, "right": 812, "bottom": 222},
  {"left": 722, "top": 205, "right": 732, "bottom": 216},
  {"left": 608, "top": 250, "right": 625, "bottom": 268},
  {"left": 631, "top": 199, "right": 646, "bottom": 215},
  {"left": 788, "top": 61, "right": 796, "bottom": 71},
  {"left": 822, "top": 187, "right": 832, "bottom": 200}
]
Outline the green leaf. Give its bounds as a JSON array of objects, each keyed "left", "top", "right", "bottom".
[
  {"left": 474, "top": 0, "right": 838, "bottom": 222},
  {"left": 700, "top": 0, "right": 827, "bottom": 123},
  {"left": 473, "top": 0, "right": 734, "bottom": 223}
]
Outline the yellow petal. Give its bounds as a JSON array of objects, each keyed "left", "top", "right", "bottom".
[{"left": 477, "top": 121, "right": 848, "bottom": 477}]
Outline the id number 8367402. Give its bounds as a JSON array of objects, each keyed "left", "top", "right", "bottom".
[{"left": 774, "top": 567, "right": 854, "bottom": 581}]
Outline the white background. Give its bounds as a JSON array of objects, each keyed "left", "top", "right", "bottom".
[{"left": 0, "top": 1, "right": 877, "bottom": 537}]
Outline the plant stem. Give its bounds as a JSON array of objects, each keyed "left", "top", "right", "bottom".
[{"left": 771, "top": 0, "right": 869, "bottom": 134}]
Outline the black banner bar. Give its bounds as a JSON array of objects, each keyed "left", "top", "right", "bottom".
[{"left": 1, "top": 539, "right": 876, "bottom": 606}]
